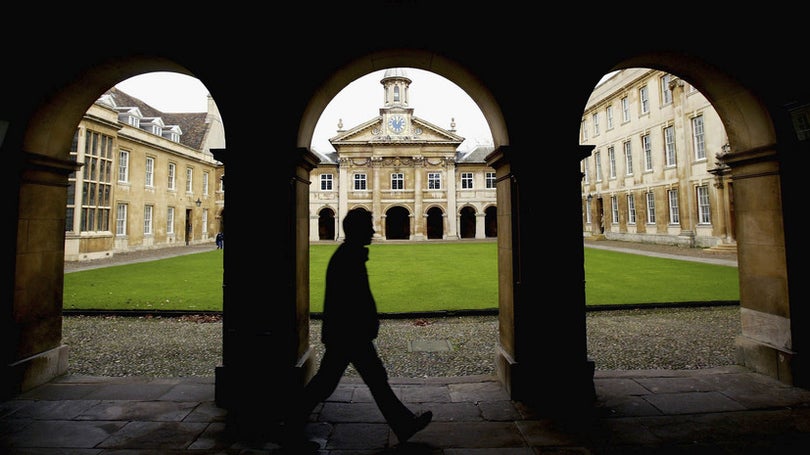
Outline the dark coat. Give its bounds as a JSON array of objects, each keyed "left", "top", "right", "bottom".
[{"left": 320, "top": 242, "right": 379, "bottom": 345}]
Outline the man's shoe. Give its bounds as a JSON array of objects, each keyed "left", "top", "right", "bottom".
[{"left": 394, "top": 410, "right": 433, "bottom": 443}]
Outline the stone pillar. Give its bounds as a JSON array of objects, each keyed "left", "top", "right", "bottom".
[
  {"left": 445, "top": 158, "right": 458, "bottom": 239},
  {"left": 487, "top": 145, "right": 595, "bottom": 415},
  {"left": 372, "top": 157, "right": 382, "bottom": 233},
  {"left": 724, "top": 147, "right": 798, "bottom": 384},
  {"left": 215, "top": 147, "right": 319, "bottom": 440},
  {"left": 309, "top": 213, "right": 320, "bottom": 242},
  {"left": 412, "top": 157, "right": 424, "bottom": 240},
  {"left": 4, "top": 151, "right": 77, "bottom": 398},
  {"left": 337, "top": 157, "right": 349, "bottom": 240},
  {"left": 475, "top": 213, "right": 486, "bottom": 239}
]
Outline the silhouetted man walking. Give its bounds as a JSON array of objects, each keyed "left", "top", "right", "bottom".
[{"left": 285, "top": 208, "right": 432, "bottom": 450}]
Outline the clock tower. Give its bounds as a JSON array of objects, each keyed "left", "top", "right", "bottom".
[{"left": 380, "top": 68, "right": 414, "bottom": 136}]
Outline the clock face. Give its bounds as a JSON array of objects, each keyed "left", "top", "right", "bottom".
[{"left": 388, "top": 115, "right": 405, "bottom": 134}]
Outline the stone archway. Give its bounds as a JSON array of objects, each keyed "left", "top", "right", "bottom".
[
  {"left": 608, "top": 53, "right": 798, "bottom": 384},
  {"left": 485, "top": 206, "right": 497, "bottom": 238},
  {"left": 459, "top": 206, "right": 476, "bottom": 238},
  {"left": 318, "top": 207, "right": 336, "bottom": 240},
  {"left": 384, "top": 206, "right": 410, "bottom": 240},
  {"left": 426, "top": 206, "right": 444, "bottom": 239}
]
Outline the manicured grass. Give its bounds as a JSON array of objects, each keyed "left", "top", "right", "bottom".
[
  {"left": 63, "top": 251, "right": 225, "bottom": 312},
  {"left": 62, "top": 242, "right": 739, "bottom": 312},
  {"left": 583, "top": 247, "right": 739, "bottom": 305},
  {"left": 308, "top": 242, "right": 498, "bottom": 313}
]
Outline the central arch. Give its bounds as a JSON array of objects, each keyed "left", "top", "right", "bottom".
[{"left": 294, "top": 52, "right": 532, "bottom": 400}]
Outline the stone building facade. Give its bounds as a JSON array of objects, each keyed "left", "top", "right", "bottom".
[
  {"left": 64, "top": 87, "right": 226, "bottom": 261},
  {"left": 580, "top": 68, "right": 735, "bottom": 249},
  {"left": 309, "top": 68, "right": 497, "bottom": 241}
]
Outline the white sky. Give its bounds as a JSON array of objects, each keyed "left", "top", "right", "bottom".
[{"left": 115, "top": 69, "right": 494, "bottom": 154}]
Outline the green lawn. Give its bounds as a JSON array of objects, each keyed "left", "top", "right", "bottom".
[{"left": 62, "top": 242, "right": 739, "bottom": 313}]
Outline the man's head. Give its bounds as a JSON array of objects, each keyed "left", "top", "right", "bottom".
[{"left": 343, "top": 208, "right": 374, "bottom": 244}]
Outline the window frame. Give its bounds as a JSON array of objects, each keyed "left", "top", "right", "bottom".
[
  {"left": 639, "top": 85, "right": 649, "bottom": 115},
  {"left": 660, "top": 74, "right": 673, "bottom": 105},
  {"left": 185, "top": 167, "right": 193, "bottom": 193},
  {"left": 624, "top": 140, "right": 633, "bottom": 175},
  {"left": 320, "top": 173, "right": 333, "bottom": 191},
  {"left": 485, "top": 172, "right": 496, "bottom": 189},
  {"left": 118, "top": 149, "right": 129, "bottom": 183},
  {"left": 692, "top": 115, "right": 706, "bottom": 160},
  {"left": 607, "top": 146, "right": 616, "bottom": 179},
  {"left": 461, "top": 172, "right": 474, "bottom": 189},
  {"left": 145, "top": 156, "right": 155, "bottom": 188},
  {"left": 642, "top": 134, "right": 653, "bottom": 171},
  {"left": 697, "top": 185, "right": 711, "bottom": 224},
  {"left": 168, "top": 162, "right": 176, "bottom": 190},
  {"left": 167, "top": 206, "right": 175, "bottom": 235},
  {"left": 353, "top": 173, "right": 367, "bottom": 191},
  {"left": 621, "top": 96, "right": 630, "bottom": 123},
  {"left": 391, "top": 172, "right": 404, "bottom": 190},
  {"left": 143, "top": 204, "right": 154, "bottom": 235},
  {"left": 668, "top": 189, "right": 680, "bottom": 224},
  {"left": 664, "top": 125, "right": 677, "bottom": 167},
  {"left": 427, "top": 172, "right": 441, "bottom": 190},
  {"left": 116, "top": 203, "right": 127, "bottom": 236}
]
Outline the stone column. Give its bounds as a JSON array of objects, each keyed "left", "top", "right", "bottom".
[
  {"left": 487, "top": 145, "right": 595, "bottom": 415},
  {"left": 4, "top": 151, "right": 78, "bottom": 398},
  {"left": 445, "top": 158, "right": 458, "bottom": 239},
  {"left": 337, "top": 157, "right": 349, "bottom": 240},
  {"left": 475, "top": 213, "right": 486, "bottom": 239},
  {"left": 412, "top": 157, "right": 424, "bottom": 240},
  {"left": 371, "top": 157, "right": 382, "bottom": 235},
  {"left": 215, "top": 147, "right": 319, "bottom": 439},
  {"left": 724, "top": 146, "right": 798, "bottom": 384}
]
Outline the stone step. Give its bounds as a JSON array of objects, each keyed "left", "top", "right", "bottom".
[{"left": 705, "top": 243, "right": 738, "bottom": 254}]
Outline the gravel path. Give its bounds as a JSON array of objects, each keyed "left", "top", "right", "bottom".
[{"left": 62, "top": 305, "right": 740, "bottom": 378}]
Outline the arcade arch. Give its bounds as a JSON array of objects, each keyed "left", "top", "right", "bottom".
[
  {"left": 318, "top": 207, "right": 336, "bottom": 241},
  {"left": 383, "top": 206, "right": 411, "bottom": 240},
  {"left": 426, "top": 206, "right": 445, "bottom": 239}
]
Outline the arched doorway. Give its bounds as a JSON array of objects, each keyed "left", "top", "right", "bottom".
[
  {"left": 318, "top": 207, "right": 336, "bottom": 240},
  {"left": 459, "top": 206, "right": 476, "bottom": 238},
  {"left": 426, "top": 206, "right": 444, "bottom": 239},
  {"left": 485, "top": 206, "right": 497, "bottom": 238},
  {"left": 384, "top": 206, "right": 410, "bottom": 240}
]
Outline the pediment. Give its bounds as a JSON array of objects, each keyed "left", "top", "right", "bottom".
[{"left": 330, "top": 115, "right": 464, "bottom": 147}]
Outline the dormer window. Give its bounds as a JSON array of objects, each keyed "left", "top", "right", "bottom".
[
  {"left": 162, "top": 125, "right": 182, "bottom": 143},
  {"left": 115, "top": 107, "right": 143, "bottom": 128},
  {"left": 140, "top": 117, "right": 165, "bottom": 137}
]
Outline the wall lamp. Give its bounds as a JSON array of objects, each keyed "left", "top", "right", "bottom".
[
  {"left": 586, "top": 194, "right": 593, "bottom": 202},
  {"left": 195, "top": 198, "right": 202, "bottom": 207}
]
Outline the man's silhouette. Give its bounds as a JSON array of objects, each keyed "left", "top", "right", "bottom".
[{"left": 285, "top": 208, "right": 432, "bottom": 449}]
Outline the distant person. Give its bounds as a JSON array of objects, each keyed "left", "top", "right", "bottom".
[
  {"left": 215, "top": 232, "right": 224, "bottom": 249},
  {"left": 284, "top": 208, "right": 432, "bottom": 449}
]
